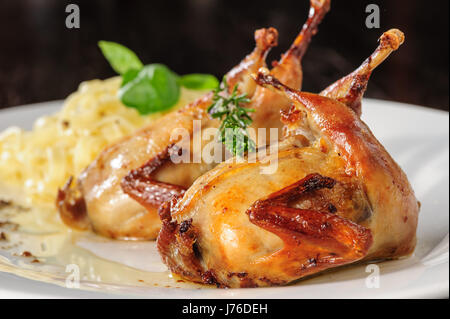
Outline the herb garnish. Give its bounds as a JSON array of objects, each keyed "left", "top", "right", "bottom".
[
  {"left": 208, "top": 77, "right": 256, "bottom": 157},
  {"left": 98, "top": 41, "right": 219, "bottom": 114}
]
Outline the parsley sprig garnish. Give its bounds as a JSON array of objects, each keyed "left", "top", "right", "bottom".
[{"left": 207, "top": 77, "right": 256, "bottom": 157}]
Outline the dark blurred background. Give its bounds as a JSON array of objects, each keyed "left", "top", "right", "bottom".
[{"left": 0, "top": 0, "right": 448, "bottom": 111}]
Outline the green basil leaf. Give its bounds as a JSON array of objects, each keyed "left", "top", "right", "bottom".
[
  {"left": 179, "top": 74, "right": 219, "bottom": 90},
  {"left": 119, "top": 64, "right": 180, "bottom": 114},
  {"left": 121, "top": 68, "right": 140, "bottom": 87},
  {"left": 98, "top": 41, "right": 143, "bottom": 75}
]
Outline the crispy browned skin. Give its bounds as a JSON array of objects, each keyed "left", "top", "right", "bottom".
[
  {"left": 57, "top": 177, "right": 89, "bottom": 229},
  {"left": 57, "top": 0, "right": 331, "bottom": 240},
  {"left": 157, "top": 29, "right": 418, "bottom": 288},
  {"left": 246, "top": 174, "right": 373, "bottom": 281}
]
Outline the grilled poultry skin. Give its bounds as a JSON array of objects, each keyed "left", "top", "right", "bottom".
[
  {"left": 57, "top": 0, "right": 331, "bottom": 240},
  {"left": 157, "top": 29, "right": 418, "bottom": 288}
]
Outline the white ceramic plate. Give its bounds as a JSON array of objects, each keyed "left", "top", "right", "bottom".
[{"left": 0, "top": 99, "right": 448, "bottom": 299}]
